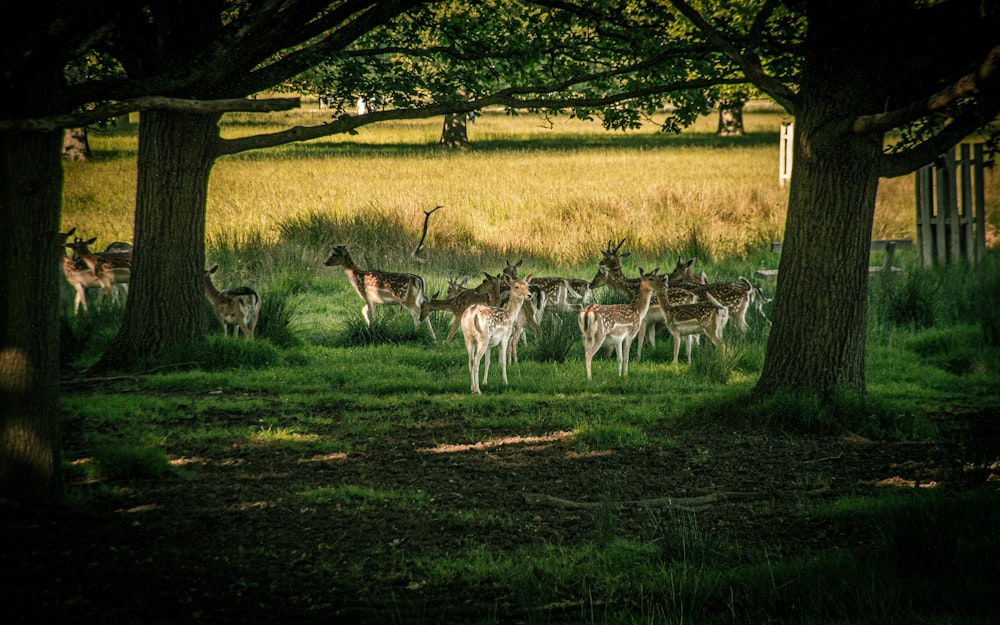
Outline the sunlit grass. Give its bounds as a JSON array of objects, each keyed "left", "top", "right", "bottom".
[{"left": 65, "top": 104, "right": 969, "bottom": 272}]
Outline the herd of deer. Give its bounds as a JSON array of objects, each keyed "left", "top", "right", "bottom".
[
  {"left": 323, "top": 239, "right": 771, "bottom": 394},
  {"left": 60, "top": 228, "right": 261, "bottom": 340},
  {"left": 59, "top": 230, "right": 768, "bottom": 393}
]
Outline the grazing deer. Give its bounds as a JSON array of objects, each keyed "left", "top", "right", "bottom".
[
  {"left": 324, "top": 244, "right": 436, "bottom": 340},
  {"left": 656, "top": 283, "right": 730, "bottom": 364},
  {"left": 63, "top": 230, "right": 132, "bottom": 305},
  {"left": 578, "top": 267, "right": 665, "bottom": 380},
  {"left": 420, "top": 273, "right": 502, "bottom": 344},
  {"left": 460, "top": 275, "right": 533, "bottom": 394},
  {"left": 203, "top": 265, "right": 262, "bottom": 339}
]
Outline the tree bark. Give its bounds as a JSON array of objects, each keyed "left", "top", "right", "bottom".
[
  {"left": 755, "top": 11, "right": 885, "bottom": 399},
  {"left": 0, "top": 131, "right": 64, "bottom": 505},
  {"left": 716, "top": 103, "right": 744, "bottom": 136},
  {"left": 94, "top": 110, "right": 219, "bottom": 372},
  {"left": 440, "top": 113, "right": 469, "bottom": 148},
  {"left": 62, "top": 127, "right": 91, "bottom": 161}
]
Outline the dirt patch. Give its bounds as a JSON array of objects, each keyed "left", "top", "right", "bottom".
[{"left": 2, "top": 412, "right": 995, "bottom": 624}]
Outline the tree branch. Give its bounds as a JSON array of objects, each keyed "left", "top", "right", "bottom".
[
  {"left": 215, "top": 77, "right": 749, "bottom": 156},
  {"left": 0, "top": 97, "right": 301, "bottom": 133},
  {"left": 667, "top": 0, "right": 797, "bottom": 113},
  {"left": 853, "top": 45, "right": 1000, "bottom": 135},
  {"left": 876, "top": 99, "right": 1000, "bottom": 178}
]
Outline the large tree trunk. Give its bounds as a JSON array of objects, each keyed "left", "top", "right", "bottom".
[
  {"left": 0, "top": 131, "right": 64, "bottom": 505},
  {"left": 440, "top": 113, "right": 469, "bottom": 148},
  {"left": 716, "top": 102, "right": 744, "bottom": 136},
  {"left": 94, "top": 110, "right": 219, "bottom": 371},
  {"left": 62, "top": 127, "right": 91, "bottom": 161},
  {"left": 755, "top": 12, "right": 884, "bottom": 400}
]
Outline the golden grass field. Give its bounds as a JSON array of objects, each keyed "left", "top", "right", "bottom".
[{"left": 61, "top": 101, "right": 996, "bottom": 272}]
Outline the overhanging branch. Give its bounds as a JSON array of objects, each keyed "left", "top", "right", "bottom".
[
  {"left": 0, "top": 96, "right": 301, "bottom": 133},
  {"left": 215, "top": 77, "right": 750, "bottom": 156},
  {"left": 853, "top": 45, "right": 1000, "bottom": 135},
  {"left": 668, "top": 0, "right": 797, "bottom": 113}
]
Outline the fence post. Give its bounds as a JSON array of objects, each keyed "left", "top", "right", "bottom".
[
  {"left": 779, "top": 122, "right": 793, "bottom": 187},
  {"left": 915, "top": 143, "right": 988, "bottom": 267}
]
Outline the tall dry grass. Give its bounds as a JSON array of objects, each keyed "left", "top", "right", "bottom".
[{"left": 62, "top": 103, "right": 994, "bottom": 274}]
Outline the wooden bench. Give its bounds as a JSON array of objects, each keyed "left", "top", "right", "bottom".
[{"left": 756, "top": 239, "right": 913, "bottom": 280}]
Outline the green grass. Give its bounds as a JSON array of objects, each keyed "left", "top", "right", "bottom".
[{"left": 51, "top": 106, "right": 1000, "bottom": 625}]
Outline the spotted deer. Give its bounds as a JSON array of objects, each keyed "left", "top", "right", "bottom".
[
  {"left": 499, "top": 259, "right": 546, "bottom": 344},
  {"left": 324, "top": 244, "right": 436, "bottom": 340},
  {"left": 204, "top": 264, "right": 262, "bottom": 339},
  {"left": 656, "top": 282, "right": 730, "bottom": 364},
  {"left": 687, "top": 277, "right": 756, "bottom": 332},
  {"left": 419, "top": 273, "right": 502, "bottom": 344},
  {"left": 460, "top": 275, "right": 533, "bottom": 394},
  {"left": 578, "top": 267, "right": 665, "bottom": 380},
  {"left": 666, "top": 256, "right": 709, "bottom": 290},
  {"left": 62, "top": 230, "right": 132, "bottom": 305},
  {"left": 590, "top": 264, "right": 698, "bottom": 360}
]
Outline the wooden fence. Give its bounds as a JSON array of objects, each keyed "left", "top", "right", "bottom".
[
  {"left": 915, "top": 143, "right": 988, "bottom": 266},
  {"left": 778, "top": 122, "right": 793, "bottom": 187}
]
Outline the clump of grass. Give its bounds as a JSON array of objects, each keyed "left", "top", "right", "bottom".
[
  {"left": 333, "top": 307, "right": 432, "bottom": 347},
  {"left": 534, "top": 311, "right": 579, "bottom": 363},
  {"left": 255, "top": 288, "right": 303, "bottom": 348},
  {"left": 88, "top": 443, "right": 174, "bottom": 481}
]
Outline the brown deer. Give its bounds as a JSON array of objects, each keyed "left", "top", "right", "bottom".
[
  {"left": 656, "top": 281, "right": 730, "bottom": 364},
  {"left": 324, "top": 244, "right": 436, "bottom": 340},
  {"left": 419, "top": 273, "right": 502, "bottom": 344},
  {"left": 460, "top": 275, "right": 533, "bottom": 394},
  {"left": 204, "top": 264, "right": 262, "bottom": 339},
  {"left": 62, "top": 229, "right": 132, "bottom": 306},
  {"left": 578, "top": 267, "right": 665, "bottom": 380},
  {"left": 666, "top": 256, "right": 709, "bottom": 290}
]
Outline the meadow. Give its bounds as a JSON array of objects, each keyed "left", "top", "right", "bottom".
[{"left": 21, "top": 103, "right": 1000, "bottom": 624}]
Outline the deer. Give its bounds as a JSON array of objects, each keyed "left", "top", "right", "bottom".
[
  {"left": 589, "top": 263, "right": 699, "bottom": 360},
  {"left": 203, "top": 264, "right": 262, "bottom": 339},
  {"left": 503, "top": 259, "right": 591, "bottom": 314},
  {"left": 62, "top": 229, "right": 132, "bottom": 306},
  {"left": 686, "top": 277, "right": 756, "bottom": 332},
  {"left": 666, "top": 256, "right": 709, "bottom": 290},
  {"left": 324, "top": 244, "right": 436, "bottom": 340},
  {"left": 499, "top": 259, "right": 547, "bottom": 345},
  {"left": 419, "top": 273, "right": 502, "bottom": 344},
  {"left": 656, "top": 278, "right": 730, "bottom": 365},
  {"left": 460, "top": 275, "right": 533, "bottom": 394},
  {"left": 578, "top": 267, "right": 665, "bottom": 381}
]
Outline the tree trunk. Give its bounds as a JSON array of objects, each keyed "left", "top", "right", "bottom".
[
  {"left": 755, "top": 39, "right": 884, "bottom": 399},
  {"left": 62, "top": 127, "right": 91, "bottom": 161},
  {"left": 440, "top": 113, "right": 469, "bottom": 148},
  {"left": 0, "top": 130, "right": 64, "bottom": 505},
  {"left": 716, "top": 103, "right": 744, "bottom": 136},
  {"left": 94, "top": 110, "right": 219, "bottom": 372}
]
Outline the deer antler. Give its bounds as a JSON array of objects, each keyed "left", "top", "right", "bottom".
[{"left": 411, "top": 205, "right": 442, "bottom": 263}]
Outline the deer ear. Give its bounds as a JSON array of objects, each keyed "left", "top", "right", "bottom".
[
  {"left": 523, "top": 274, "right": 533, "bottom": 283},
  {"left": 620, "top": 252, "right": 631, "bottom": 259},
  {"left": 685, "top": 259, "right": 695, "bottom": 269}
]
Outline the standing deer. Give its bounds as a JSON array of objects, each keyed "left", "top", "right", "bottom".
[
  {"left": 461, "top": 275, "right": 533, "bottom": 394},
  {"left": 666, "top": 256, "right": 709, "bottom": 290},
  {"left": 324, "top": 244, "right": 436, "bottom": 340},
  {"left": 62, "top": 229, "right": 132, "bottom": 306},
  {"left": 656, "top": 280, "right": 730, "bottom": 364},
  {"left": 204, "top": 264, "right": 262, "bottom": 339},
  {"left": 419, "top": 273, "right": 502, "bottom": 344},
  {"left": 578, "top": 267, "right": 665, "bottom": 380},
  {"left": 687, "top": 277, "right": 755, "bottom": 332}
]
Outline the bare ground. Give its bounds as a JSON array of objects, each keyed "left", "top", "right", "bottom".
[{"left": 2, "top": 409, "right": 997, "bottom": 624}]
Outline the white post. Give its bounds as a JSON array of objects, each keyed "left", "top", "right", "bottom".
[{"left": 779, "top": 122, "right": 794, "bottom": 187}]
